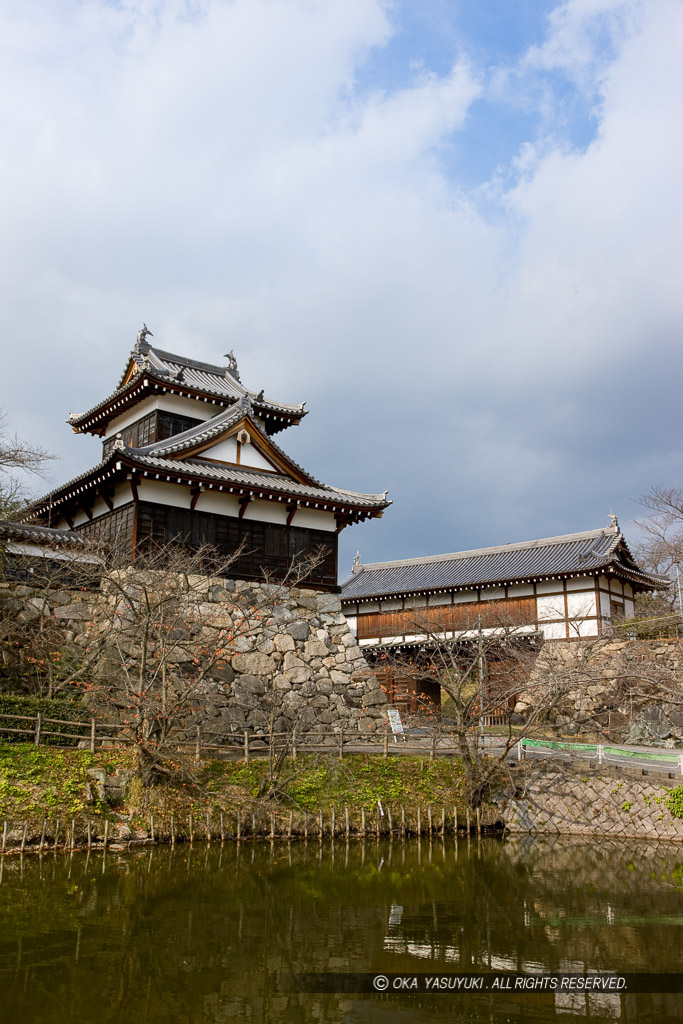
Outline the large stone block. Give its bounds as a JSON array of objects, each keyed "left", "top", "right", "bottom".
[
  {"left": 287, "top": 620, "right": 310, "bottom": 641},
  {"left": 231, "top": 652, "right": 276, "bottom": 676}
]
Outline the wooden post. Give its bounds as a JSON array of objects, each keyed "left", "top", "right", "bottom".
[
  {"left": 104, "top": 819, "right": 109, "bottom": 849},
  {"left": 292, "top": 727, "right": 297, "bottom": 762},
  {"left": 252, "top": 813, "right": 256, "bottom": 838},
  {"left": 466, "top": 809, "right": 471, "bottom": 834},
  {"left": 70, "top": 818, "right": 76, "bottom": 851},
  {"left": 288, "top": 810, "right": 293, "bottom": 840},
  {"left": 417, "top": 808, "right": 422, "bottom": 836},
  {"left": 440, "top": 807, "right": 445, "bottom": 835},
  {"left": 387, "top": 806, "right": 393, "bottom": 835},
  {"left": 54, "top": 819, "right": 60, "bottom": 852},
  {"left": 189, "top": 813, "right": 194, "bottom": 844},
  {"left": 34, "top": 712, "right": 42, "bottom": 747},
  {"left": 430, "top": 732, "right": 436, "bottom": 762},
  {"left": 304, "top": 813, "right": 309, "bottom": 840},
  {"left": 338, "top": 728, "right": 344, "bottom": 760},
  {"left": 454, "top": 806, "right": 458, "bottom": 833},
  {"left": 476, "top": 806, "right": 481, "bottom": 836},
  {"left": 2, "top": 821, "right": 7, "bottom": 853},
  {"left": 170, "top": 814, "right": 175, "bottom": 846},
  {"left": 90, "top": 717, "right": 96, "bottom": 753},
  {"left": 244, "top": 731, "right": 250, "bottom": 764},
  {"left": 401, "top": 806, "right": 406, "bottom": 838},
  {"left": 236, "top": 811, "right": 241, "bottom": 841},
  {"left": 317, "top": 808, "right": 322, "bottom": 839},
  {"left": 383, "top": 724, "right": 388, "bottom": 758},
  {"left": 331, "top": 806, "right": 336, "bottom": 837},
  {"left": 87, "top": 821, "right": 92, "bottom": 850},
  {"left": 270, "top": 812, "right": 276, "bottom": 841},
  {"left": 150, "top": 813, "right": 155, "bottom": 842},
  {"left": 361, "top": 807, "right": 366, "bottom": 835},
  {"left": 195, "top": 726, "right": 201, "bottom": 763},
  {"left": 376, "top": 805, "right": 381, "bottom": 838},
  {"left": 220, "top": 811, "right": 225, "bottom": 843},
  {"left": 21, "top": 821, "right": 28, "bottom": 853},
  {"left": 39, "top": 818, "right": 47, "bottom": 854},
  {"left": 206, "top": 813, "right": 211, "bottom": 844},
  {"left": 345, "top": 806, "right": 350, "bottom": 838}
]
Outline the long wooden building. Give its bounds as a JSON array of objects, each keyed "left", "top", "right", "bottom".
[
  {"left": 340, "top": 519, "right": 669, "bottom": 709},
  {"left": 25, "top": 330, "right": 391, "bottom": 589}
]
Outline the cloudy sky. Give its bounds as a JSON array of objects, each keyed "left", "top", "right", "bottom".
[{"left": 1, "top": 0, "right": 682, "bottom": 577}]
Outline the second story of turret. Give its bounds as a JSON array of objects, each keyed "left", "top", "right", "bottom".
[{"left": 67, "top": 325, "right": 308, "bottom": 460}]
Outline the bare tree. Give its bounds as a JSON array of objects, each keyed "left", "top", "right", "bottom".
[
  {"left": 0, "top": 409, "right": 56, "bottom": 519},
  {"left": 634, "top": 485, "right": 680, "bottom": 614}
]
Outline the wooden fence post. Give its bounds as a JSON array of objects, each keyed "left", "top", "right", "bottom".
[
  {"left": 90, "top": 718, "right": 96, "bottom": 753},
  {"left": 338, "top": 728, "right": 344, "bottom": 760},
  {"left": 383, "top": 724, "right": 388, "bottom": 758},
  {"left": 195, "top": 726, "right": 201, "bottom": 763},
  {"left": 292, "top": 727, "right": 297, "bottom": 762},
  {"left": 345, "top": 806, "right": 350, "bottom": 838},
  {"left": 34, "top": 713, "right": 41, "bottom": 747},
  {"left": 244, "top": 731, "right": 250, "bottom": 764},
  {"left": 104, "top": 819, "right": 109, "bottom": 849}
]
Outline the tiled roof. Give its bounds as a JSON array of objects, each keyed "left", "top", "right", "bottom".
[
  {"left": 341, "top": 526, "right": 670, "bottom": 600},
  {"left": 127, "top": 454, "right": 390, "bottom": 509},
  {"left": 67, "top": 343, "right": 306, "bottom": 433},
  {"left": 0, "top": 519, "right": 86, "bottom": 547},
  {"left": 24, "top": 447, "right": 390, "bottom": 520},
  {"left": 133, "top": 402, "right": 247, "bottom": 457}
]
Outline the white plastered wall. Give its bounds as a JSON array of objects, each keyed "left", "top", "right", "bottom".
[
  {"left": 105, "top": 394, "right": 218, "bottom": 438},
  {"left": 536, "top": 594, "right": 566, "bottom": 621}
]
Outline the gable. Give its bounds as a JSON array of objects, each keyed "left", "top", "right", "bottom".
[
  {"left": 170, "top": 415, "right": 313, "bottom": 484},
  {"left": 199, "top": 436, "right": 277, "bottom": 472}
]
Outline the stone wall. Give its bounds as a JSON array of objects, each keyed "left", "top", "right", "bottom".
[
  {"left": 0, "top": 575, "right": 387, "bottom": 740},
  {"left": 504, "top": 768, "right": 683, "bottom": 839},
  {"left": 517, "top": 638, "right": 683, "bottom": 746}
]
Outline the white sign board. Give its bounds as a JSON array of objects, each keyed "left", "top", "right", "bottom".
[{"left": 387, "top": 709, "right": 404, "bottom": 737}]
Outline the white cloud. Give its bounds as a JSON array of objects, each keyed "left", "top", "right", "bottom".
[{"left": 0, "top": 0, "right": 681, "bottom": 571}]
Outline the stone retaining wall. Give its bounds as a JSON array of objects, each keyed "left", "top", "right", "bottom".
[
  {"left": 504, "top": 769, "right": 683, "bottom": 840},
  {"left": 0, "top": 575, "right": 387, "bottom": 741},
  {"left": 518, "top": 638, "right": 683, "bottom": 746}
]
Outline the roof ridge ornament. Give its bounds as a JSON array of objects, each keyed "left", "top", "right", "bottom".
[
  {"left": 608, "top": 510, "right": 619, "bottom": 530},
  {"left": 135, "top": 323, "right": 153, "bottom": 355},
  {"left": 224, "top": 350, "right": 241, "bottom": 382},
  {"left": 352, "top": 551, "right": 361, "bottom": 573}
]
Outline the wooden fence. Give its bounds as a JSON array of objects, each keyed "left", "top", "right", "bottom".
[
  {"left": 0, "top": 710, "right": 503, "bottom": 761},
  {"left": 0, "top": 802, "right": 491, "bottom": 855}
]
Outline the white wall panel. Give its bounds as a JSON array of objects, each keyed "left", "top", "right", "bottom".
[
  {"left": 536, "top": 595, "right": 566, "bottom": 621},
  {"left": 566, "top": 577, "right": 593, "bottom": 592},
  {"left": 539, "top": 621, "right": 567, "bottom": 639},
  {"left": 453, "top": 590, "right": 477, "bottom": 604},
  {"left": 508, "top": 583, "right": 534, "bottom": 597},
  {"left": 536, "top": 580, "right": 564, "bottom": 595},
  {"left": 566, "top": 592, "right": 597, "bottom": 619},
  {"left": 429, "top": 592, "right": 452, "bottom": 606},
  {"left": 290, "top": 508, "right": 337, "bottom": 533}
]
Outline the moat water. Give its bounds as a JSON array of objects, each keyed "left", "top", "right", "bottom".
[{"left": 1, "top": 835, "right": 683, "bottom": 1023}]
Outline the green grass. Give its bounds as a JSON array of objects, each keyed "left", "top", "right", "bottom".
[{"left": 0, "top": 744, "right": 468, "bottom": 830}]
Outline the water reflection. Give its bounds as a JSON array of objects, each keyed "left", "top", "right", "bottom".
[{"left": 0, "top": 835, "right": 682, "bottom": 1022}]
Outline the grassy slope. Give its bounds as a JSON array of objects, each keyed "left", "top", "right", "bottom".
[{"left": 0, "top": 744, "right": 471, "bottom": 838}]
